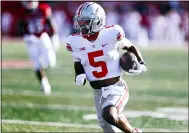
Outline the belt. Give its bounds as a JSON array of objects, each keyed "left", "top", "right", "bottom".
[{"left": 90, "top": 76, "right": 120, "bottom": 89}]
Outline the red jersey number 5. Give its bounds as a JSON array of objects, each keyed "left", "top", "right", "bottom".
[{"left": 88, "top": 50, "right": 108, "bottom": 78}]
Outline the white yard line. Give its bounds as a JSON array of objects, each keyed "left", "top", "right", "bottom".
[
  {"left": 3, "top": 102, "right": 188, "bottom": 121},
  {"left": 82, "top": 107, "right": 188, "bottom": 122},
  {"left": 2, "top": 119, "right": 100, "bottom": 129},
  {"left": 2, "top": 119, "right": 187, "bottom": 132},
  {"left": 2, "top": 89, "right": 93, "bottom": 98},
  {"left": 2, "top": 89, "right": 187, "bottom": 104},
  {"left": 2, "top": 102, "right": 96, "bottom": 111}
]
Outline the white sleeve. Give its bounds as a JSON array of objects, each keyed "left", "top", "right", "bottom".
[
  {"left": 66, "top": 36, "right": 81, "bottom": 62},
  {"left": 114, "top": 25, "right": 133, "bottom": 49},
  {"left": 117, "top": 37, "right": 133, "bottom": 49},
  {"left": 71, "top": 52, "right": 81, "bottom": 62}
]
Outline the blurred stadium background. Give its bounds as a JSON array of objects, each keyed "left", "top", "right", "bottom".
[{"left": 1, "top": 1, "right": 188, "bottom": 132}]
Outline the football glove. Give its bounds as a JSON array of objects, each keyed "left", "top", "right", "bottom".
[
  {"left": 75, "top": 74, "right": 86, "bottom": 86},
  {"left": 126, "top": 61, "right": 147, "bottom": 75}
]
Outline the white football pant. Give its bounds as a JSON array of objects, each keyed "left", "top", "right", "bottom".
[
  {"left": 50, "top": 34, "right": 60, "bottom": 52},
  {"left": 93, "top": 78, "right": 129, "bottom": 132},
  {"left": 24, "top": 32, "right": 56, "bottom": 70}
]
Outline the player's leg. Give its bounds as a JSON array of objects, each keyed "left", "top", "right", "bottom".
[
  {"left": 24, "top": 35, "right": 50, "bottom": 95},
  {"left": 39, "top": 32, "right": 56, "bottom": 68},
  {"left": 50, "top": 34, "right": 60, "bottom": 52},
  {"left": 93, "top": 89, "right": 122, "bottom": 132},
  {"left": 35, "top": 68, "right": 51, "bottom": 95},
  {"left": 38, "top": 32, "right": 57, "bottom": 94},
  {"left": 102, "top": 106, "right": 135, "bottom": 133},
  {"left": 101, "top": 79, "right": 142, "bottom": 133},
  {"left": 102, "top": 89, "right": 133, "bottom": 133},
  {"left": 35, "top": 68, "right": 45, "bottom": 82}
]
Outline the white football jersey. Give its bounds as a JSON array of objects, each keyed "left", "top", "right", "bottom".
[{"left": 66, "top": 25, "right": 132, "bottom": 82}]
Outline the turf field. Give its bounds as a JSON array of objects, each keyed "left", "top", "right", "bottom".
[{"left": 2, "top": 39, "right": 188, "bottom": 132}]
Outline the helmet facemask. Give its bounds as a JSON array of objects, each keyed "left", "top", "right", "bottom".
[
  {"left": 74, "top": 18, "right": 94, "bottom": 35},
  {"left": 73, "top": 2, "right": 106, "bottom": 36},
  {"left": 74, "top": 17, "right": 104, "bottom": 36}
]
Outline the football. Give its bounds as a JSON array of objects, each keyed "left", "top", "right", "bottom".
[{"left": 119, "top": 52, "right": 139, "bottom": 72}]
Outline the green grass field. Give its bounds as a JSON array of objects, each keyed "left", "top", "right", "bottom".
[{"left": 2, "top": 39, "right": 188, "bottom": 132}]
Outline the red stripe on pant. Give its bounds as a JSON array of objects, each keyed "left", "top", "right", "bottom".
[{"left": 115, "top": 88, "right": 128, "bottom": 111}]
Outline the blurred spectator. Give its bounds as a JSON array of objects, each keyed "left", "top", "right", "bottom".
[
  {"left": 1, "top": 1, "right": 188, "bottom": 45},
  {"left": 2, "top": 11, "right": 13, "bottom": 36},
  {"left": 164, "top": 8, "right": 183, "bottom": 44},
  {"left": 122, "top": 6, "right": 149, "bottom": 47},
  {"left": 52, "top": 9, "right": 71, "bottom": 44},
  {"left": 122, "top": 7, "right": 142, "bottom": 40},
  {"left": 180, "top": 10, "right": 189, "bottom": 42},
  {"left": 150, "top": 6, "right": 167, "bottom": 42},
  {"left": 105, "top": 6, "right": 119, "bottom": 26}
]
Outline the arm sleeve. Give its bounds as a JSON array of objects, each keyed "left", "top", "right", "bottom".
[
  {"left": 66, "top": 36, "right": 81, "bottom": 62},
  {"left": 43, "top": 4, "right": 56, "bottom": 35},
  {"left": 114, "top": 25, "right": 133, "bottom": 49},
  {"left": 71, "top": 51, "right": 81, "bottom": 62}
]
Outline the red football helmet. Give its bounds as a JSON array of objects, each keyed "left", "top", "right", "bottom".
[{"left": 21, "top": 0, "right": 39, "bottom": 10}]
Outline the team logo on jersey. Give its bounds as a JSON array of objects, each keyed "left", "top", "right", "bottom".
[
  {"left": 66, "top": 43, "right": 72, "bottom": 52},
  {"left": 79, "top": 47, "right": 86, "bottom": 51},
  {"left": 117, "top": 32, "right": 124, "bottom": 41},
  {"left": 102, "top": 43, "right": 108, "bottom": 47}
]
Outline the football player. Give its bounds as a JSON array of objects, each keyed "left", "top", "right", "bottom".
[
  {"left": 66, "top": 2, "right": 147, "bottom": 133},
  {"left": 19, "top": 0, "right": 60, "bottom": 95}
]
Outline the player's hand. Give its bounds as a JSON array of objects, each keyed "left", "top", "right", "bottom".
[
  {"left": 75, "top": 74, "right": 86, "bottom": 86},
  {"left": 139, "top": 61, "right": 147, "bottom": 72},
  {"left": 126, "top": 61, "right": 147, "bottom": 75}
]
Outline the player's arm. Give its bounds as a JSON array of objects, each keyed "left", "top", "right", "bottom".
[
  {"left": 74, "top": 62, "right": 86, "bottom": 86},
  {"left": 66, "top": 42, "right": 86, "bottom": 86},
  {"left": 45, "top": 7, "right": 56, "bottom": 35},
  {"left": 121, "top": 39, "right": 145, "bottom": 65},
  {"left": 74, "top": 62, "right": 85, "bottom": 75},
  {"left": 116, "top": 25, "right": 145, "bottom": 65},
  {"left": 118, "top": 38, "right": 147, "bottom": 74},
  {"left": 44, "top": 5, "right": 60, "bottom": 51},
  {"left": 116, "top": 25, "right": 147, "bottom": 74},
  {"left": 46, "top": 18, "right": 56, "bottom": 33}
]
